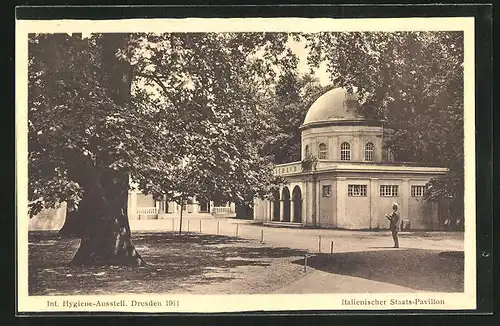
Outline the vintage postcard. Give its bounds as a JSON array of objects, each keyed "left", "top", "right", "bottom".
[{"left": 16, "top": 16, "right": 476, "bottom": 313}]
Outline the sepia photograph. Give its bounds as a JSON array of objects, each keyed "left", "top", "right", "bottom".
[{"left": 16, "top": 16, "right": 476, "bottom": 313}]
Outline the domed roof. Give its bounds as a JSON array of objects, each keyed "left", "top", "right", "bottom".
[{"left": 302, "top": 87, "right": 364, "bottom": 126}]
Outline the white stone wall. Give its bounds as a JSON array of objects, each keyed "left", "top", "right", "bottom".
[
  {"left": 301, "top": 125, "right": 385, "bottom": 162},
  {"left": 259, "top": 169, "right": 445, "bottom": 230}
]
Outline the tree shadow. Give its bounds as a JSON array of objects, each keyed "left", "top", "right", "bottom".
[
  {"left": 291, "top": 248, "right": 464, "bottom": 292},
  {"left": 29, "top": 231, "right": 308, "bottom": 295}
]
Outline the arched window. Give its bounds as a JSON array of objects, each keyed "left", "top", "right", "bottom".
[
  {"left": 318, "top": 143, "right": 327, "bottom": 159},
  {"left": 365, "top": 142, "right": 374, "bottom": 161},
  {"left": 340, "top": 142, "right": 351, "bottom": 161},
  {"left": 304, "top": 145, "right": 310, "bottom": 157},
  {"left": 385, "top": 147, "right": 395, "bottom": 162}
]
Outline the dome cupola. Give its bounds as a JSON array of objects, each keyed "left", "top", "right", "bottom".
[{"left": 301, "top": 87, "right": 366, "bottom": 129}]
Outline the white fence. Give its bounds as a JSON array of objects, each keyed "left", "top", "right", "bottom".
[
  {"left": 212, "top": 206, "right": 233, "bottom": 214},
  {"left": 137, "top": 207, "right": 158, "bottom": 215}
]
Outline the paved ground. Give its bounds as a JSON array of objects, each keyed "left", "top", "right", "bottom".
[
  {"left": 128, "top": 218, "right": 464, "bottom": 293},
  {"left": 28, "top": 218, "right": 463, "bottom": 295},
  {"left": 130, "top": 218, "right": 464, "bottom": 253}
]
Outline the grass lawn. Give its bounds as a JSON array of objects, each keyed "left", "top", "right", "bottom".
[{"left": 28, "top": 231, "right": 310, "bottom": 296}]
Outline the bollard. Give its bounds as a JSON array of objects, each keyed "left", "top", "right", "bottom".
[
  {"left": 217, "top": 221, "right": 220, "bottom": 235},
  {"left": 199, "top": 219, "right": 202, "bottom": 233},
  {"left": 187, "top": 219, "right": 190, "bottom": 233},
  {"left": 236, "top": 224, "right": 239, "bottom": 237},
  {"left": 330, "top": 241, "right": 334, "bottom": 254},
  {"left": 171, "top": 218, "right": 174, "bottom": 231},
  {"left": 304, "top": 254, "right": 308, "bottom": 272},
  {"left": 260, "top": 229, "right": 264, "bottom": 243},
  {"left": 318, "top": 236, "right": 322, "bottom": 253}
]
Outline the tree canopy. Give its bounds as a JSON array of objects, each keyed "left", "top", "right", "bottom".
[{"left": 29, "top": 32, "right": 296, "bottom": 217}]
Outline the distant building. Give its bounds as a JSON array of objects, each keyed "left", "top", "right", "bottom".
[
  {"left": 253, "top": 88, "right": 448, "bottom": 230},
  {"left": 127, "top": 192, "right": 236, "bottom": 220}
]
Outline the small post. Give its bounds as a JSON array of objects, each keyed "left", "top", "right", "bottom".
[
  {"left": 330, "top": 241, "right": 334, "bottom": 255},
  {"left": 217, "top": 221, "right": 220, "bottom": 235},
  {"left": 318, "top": 235, "right": 322, "bottom": 253},
  {"left": 171, "top": 218, "right": 174, "bottom": 231},
  {"left": 199, "top": 219, "right": 202, "bottom": 233},
  {"left": 236, "top": 224, "right": 239, "bottom": 237},
  {"left": 304, "top": 254, "right": 308, "bottom": 272},
  {"left": 260, "top": 229, "right": 264, "bottom": 243},
  {"left": 187, "top": 219, "right": 190, "bottom": 233}
]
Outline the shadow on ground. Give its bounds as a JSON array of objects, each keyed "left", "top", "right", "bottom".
[
  {"left": 28, "top": 231, "right": 307, "bottom": 295},
  {"left": 292, "top": 248, "right": 463, "bottom": 292}
]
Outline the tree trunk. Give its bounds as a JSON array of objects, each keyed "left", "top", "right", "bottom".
[
  {"left": 69, "top": 171, "right": 146, "bottom": 266},
  {"left": 57, "top": 209, "right": 83, "bottom": 238},
  {"left": 178, "top": 195, "right": 184, "bottom": 236}
]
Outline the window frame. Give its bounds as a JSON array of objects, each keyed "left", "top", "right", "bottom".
[
  {"left": 411, "top": 185, "right": 426, "bottom": 197},
  {"left": 340, "top": 142, "right": 351, "bottom": 161},
  {"left": 380, "top": 185, "right": 399, "bottom": 197},
  {"left": 322, "top": 184, "right": 332, "bottom": 197},
  {"left": 348, "top": 184, "right": 368, "bottom": 197},
  {"left": 365, "top": 142, "right": 374, "bottom": 161},
  {"left": 318, "top": 143, "right": 328, "bottom": 160}
]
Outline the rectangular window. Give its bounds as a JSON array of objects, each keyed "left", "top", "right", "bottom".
[
  {"left": 411, "top": 185, "right": 426, "bottom": 197},
  {"left": 322, "top": 185, "right": 332, "bottom": 197},
  {"left": 348, "top": 185, "right": 367, "bottom": 197},
  {"left": 380, "top": 185, "right": 399, "bottom": 197}
]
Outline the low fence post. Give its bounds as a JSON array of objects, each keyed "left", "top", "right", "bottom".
[
  {"left": 171, "top": 218, "right": 174, "bottom": 231},
  {"left": 304, "top": 254, "right": 308, "bottom": 272},
  {"left": 199, "top": 219, "right": 202, "bottom": 233},
  {"left": 330, "top": 241, "right": 334, "bottom": 255},
  {"left": 187, "top": 219, "right": 190, "bottom": 233},
  {"left": 318, "top": 235, "right": 322, "bottom": 253},
  {"left": 236, "top": 224, "right": 239, "bottom": 237},
  {"left": 260, "top": 229, "right": 264, "bottom": 243},
  {"left": 217, "top": 221, "right": 220, "bottom": 235}
]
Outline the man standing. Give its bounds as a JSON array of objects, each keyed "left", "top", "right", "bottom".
[{"left": 385, "top": 203, "right": 401, "bottom": 248}]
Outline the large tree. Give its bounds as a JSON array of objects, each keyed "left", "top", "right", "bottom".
[
  {"left": 28, "top": 32, "right": 295, "bottom": 265},
  {"left": 304, "top": 31, "right": 464, "bottom": 218}
]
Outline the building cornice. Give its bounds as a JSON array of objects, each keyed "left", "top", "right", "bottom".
[
  {"left": 299, "top": 119, "right": 385, "bottom": 131},
  {"left": 274, "top": 161, "right": 448, "bottom": 177}
]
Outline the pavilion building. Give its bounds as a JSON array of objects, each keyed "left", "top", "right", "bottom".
[{"left": 253, "top": 88, "right": 448, "bottom": 230}]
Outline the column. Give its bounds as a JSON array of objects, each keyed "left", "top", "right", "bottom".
[
  {"left": 314, "top": 179, "right": 320, "bottom": 226},
  {"left": 192, "top": 196, "right": 198, "bottom": 214},
  {"left": 305, "top": 179, "right": 313, "bottom": 225},
  {"left": 279, "top": 199, "right": 284, "bottom": 222},
  {"left": 128, "top": 191, "right": 138, "bottom": 220},
  {"left": 336, "top": 177, "right": 346, "bottom": 227},
  {"left": 353, "top": 136, "right": 360, "bottom": 161},
  {"left": 332, "top": 136, "right": 339, "bottom": 160},
  {"left": 290, "top": 200, "right": 295, "bottom": 223},
  {"left": 270, "top": 200, "right": 274, "bottom": 221},
  {"left": 401, "top": 178, "right": 410, "bottom": 227},
  {"left": 369, "top": 178, "right": 378, "bottom": 229}
]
